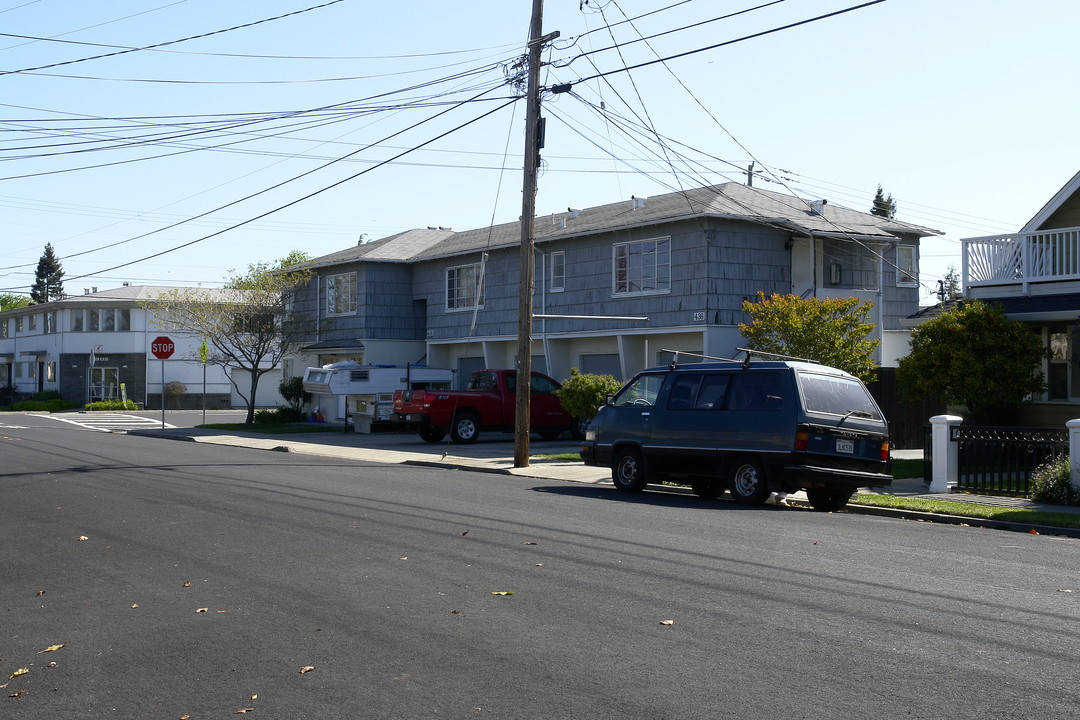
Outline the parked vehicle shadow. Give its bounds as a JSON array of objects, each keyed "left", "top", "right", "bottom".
[{"left": 530, "top": 483, "right": 791, "bottom": 510}]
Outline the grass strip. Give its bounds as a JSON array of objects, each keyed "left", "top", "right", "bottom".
[{"left": 851, "top": 492, "right": 1080, "bottom": 529}]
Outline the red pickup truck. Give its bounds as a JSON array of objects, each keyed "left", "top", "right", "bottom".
[{"left": 392, "top": 369, "right": 586, "bottom": 444}]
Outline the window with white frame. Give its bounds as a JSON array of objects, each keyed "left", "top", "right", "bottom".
[
  {"left": 613, "top": 237, "right": 670, "bottom": 296},
  {"left": 550, "top": 251, "right": 565, "bottom": 292},
  {"left": 44, "top": 311, "right": 56, "bottom": 334},
  {"left": 326, "top": 273, "right": 357, "bottom": 316},
  {"left": 896, "top": 245, "right": 917, "bottom": 286},
  {"left": 70, "top": 308, "right": 131, "bottom": 332},
  {"left": 446, "top": 263, "right": 484, "bottom": 311}
]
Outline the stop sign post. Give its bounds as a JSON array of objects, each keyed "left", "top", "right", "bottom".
[{"left": 151, "top": 336, "right": 174, "bottom": 428}]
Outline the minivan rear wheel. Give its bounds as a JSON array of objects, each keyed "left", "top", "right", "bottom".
[
  {"left": 612, "top": 448, "right": 647, "bottom": 492},
  {"left": 806, "top": 488, "right": 852, "bottom": 512},
  {"left": 728, "top": 458, "right": 770, "bottom": 505}
]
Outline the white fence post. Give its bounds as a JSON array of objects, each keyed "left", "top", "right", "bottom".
[
  {"left": 1067, "top": 419, "right": 1080, "bottom": 494},
  {"left": 930, "top": 415, "right": 964, "bottom": 493}
]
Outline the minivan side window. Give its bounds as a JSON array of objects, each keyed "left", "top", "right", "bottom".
[
  {"left": 666, "top": 374, "right": 702, "bottom": 410},
  {"left": 799, "top": 372, "right": 881, "bottom": 420},
  {"left": 613, "top": 374, "right": 665, "bottom": 407},
  {"left": 726, "top": 373, "right": 784, "bottom": 411}
]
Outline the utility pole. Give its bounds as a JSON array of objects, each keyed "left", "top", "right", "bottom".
[{"left": 514, "top": 0, "right": 558, "bottom": 468}]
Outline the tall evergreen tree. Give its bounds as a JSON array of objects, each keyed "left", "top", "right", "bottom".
[
  {"left": 30, "top": 243, "right": 65, "bottom": 303},
  {"left": 871, "top": 185, "right": 897, "bottom": 218}
]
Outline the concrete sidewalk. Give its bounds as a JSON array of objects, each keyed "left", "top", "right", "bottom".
[{"left": 128, "top": 425, "right": 1080, "bottom": 535}]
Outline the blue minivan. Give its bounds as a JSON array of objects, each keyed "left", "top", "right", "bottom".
[{"left": 580, "top": 354, "right": 891, "bottom": 511}]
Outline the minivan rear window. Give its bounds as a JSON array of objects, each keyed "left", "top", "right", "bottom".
[{"left": 799, "top": 372, "right": 882, "bottom": 420}]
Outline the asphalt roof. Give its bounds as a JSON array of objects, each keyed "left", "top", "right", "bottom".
[{"left": 305, "top": 182, "right": 940, "bottom": 267}]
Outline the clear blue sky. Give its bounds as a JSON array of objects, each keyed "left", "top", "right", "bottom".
[{"left": 2, "top": 0, "right": 1077, "bottom": 305}]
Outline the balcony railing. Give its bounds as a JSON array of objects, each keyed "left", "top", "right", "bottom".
[{"left": 962, "top": 226, "right": 1080, "bottom": 293}]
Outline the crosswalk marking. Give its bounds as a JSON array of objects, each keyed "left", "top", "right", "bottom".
[{"left": 47, "top": 413, "right": 175, "bottom": 432}]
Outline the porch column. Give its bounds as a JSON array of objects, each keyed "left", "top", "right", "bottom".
[
  {"left": 1067, "top": 419, "right": 1080, "bottom": 494},
  {"left": 929, "top": 415, "right": 963, "bottom": 493}
]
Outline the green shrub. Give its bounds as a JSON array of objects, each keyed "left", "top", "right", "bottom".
[
  {"left": 14, "top": 399, "right": 81, "bottom": 412},
  {"left": 1029, "top": 456, "right": 1078, "bottom": 505},
  {"left": 253, "top": 408, "right": 281, "bottom": 424},
  {"left": 556, "top": 368, "right": 624, "bottom": 420},
  {"left": 85, "top": 399, "right": 138, "bottom": 411},
  {"left": 279, "top": 376, "right": 307, "bottom": 413},
  {"left": 276, "top": 405, "right": 306, "bottom": 423},
  {"left": 32, "top": 390, "right": 61, "bottom": 401}
]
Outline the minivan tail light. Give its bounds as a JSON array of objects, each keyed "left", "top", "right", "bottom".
[{"left": 794, "top": 431, "right": 810, "bottom": 451}]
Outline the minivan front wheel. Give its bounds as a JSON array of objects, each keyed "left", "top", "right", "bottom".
[
  {"left": 728, "top": 458, "right": 770, "bottom": 505},
  {"left": 612, "top": 448, "right": 647, "bottom": 492}
]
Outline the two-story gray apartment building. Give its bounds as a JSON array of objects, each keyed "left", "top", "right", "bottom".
[{"left": 290, "top": 182, "right": 940, "bottom": 391}]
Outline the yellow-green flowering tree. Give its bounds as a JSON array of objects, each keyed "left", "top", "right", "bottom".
[
  {"left": 739, "top": 292, "right": 879, "bottom": 381},
  {"left": 896, "top": 299, "right": 1046, "bottom": 422}
]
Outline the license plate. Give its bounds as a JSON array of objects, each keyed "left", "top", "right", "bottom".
[{"left": 836, "top": 438, "right": 854, "bottom": 454}]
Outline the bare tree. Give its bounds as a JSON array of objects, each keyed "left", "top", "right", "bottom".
[{"left": 146, "top": 252, "right": 312, "bottom": 424}]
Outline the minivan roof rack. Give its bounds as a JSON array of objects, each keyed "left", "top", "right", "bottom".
[
  {"left": 662, "top": 349, "right": 739, "bottom": 369},
  {"left": 736, "top": 347, "right": 818, "bottom": 369}
]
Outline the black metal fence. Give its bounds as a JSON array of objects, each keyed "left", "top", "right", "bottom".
[{"left": 953, "top": 426, "right": 1068, "bottom": 495}]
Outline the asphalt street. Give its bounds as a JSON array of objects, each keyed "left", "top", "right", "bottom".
[{"left": 3, "top": 415, "right": 1080, "bottom": 719}]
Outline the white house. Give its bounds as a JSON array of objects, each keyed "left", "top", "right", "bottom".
[{"left": 0, "top": 285, "right": 284, "bottom": 409}]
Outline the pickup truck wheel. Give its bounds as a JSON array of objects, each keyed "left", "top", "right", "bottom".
[
  {"left": 418, "top": 425, "right": 446, "bottom": 443},
  {"left": 806, "top": 488, "right": 852, "bottom": 512},
  {"left": 728, "top": 458, "right": 770, "bottom": 505},
  {"left": 570, "top": 417, "right": 589, "bottom": 441},
  {"left": 690, "top": 480, "right": 720, "bottom": 500},
  {"left": 612, "top": 448, "right": 647, "bottom": 492},
  {"left": 450, "top": 412, "right": 481, "bottom": 444}
]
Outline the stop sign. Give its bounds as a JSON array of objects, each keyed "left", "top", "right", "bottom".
[{"left": 150, "top": 336, "right": 175, "bottom": 359}]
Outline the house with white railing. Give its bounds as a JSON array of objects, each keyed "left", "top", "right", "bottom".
[{"left": 961, "top": 170, "right": 1080, "bottom": 425}]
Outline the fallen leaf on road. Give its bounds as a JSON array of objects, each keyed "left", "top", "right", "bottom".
[
  {"left": 659, "top": 620, "right": 674, "bottom": 626},
  {"left": 9, "top": 690, "right": 26, "bottom": 698},
  {"left": 181, "top": 715, "right": 191, "bottom": 719},
  {"left": 251, "top": 694, "right": 258, "bottom": 700},
  {"left": 1028, "top": 529, "right": 1040, "bottom": 535},
  {"left": 460, "top": 530, "right": 469, "bottom": 536},
  {"left": 46, "top": 662, "right": 57, "bottom": 668},
  {"left": 182, "top": 582, "right": 191, "bottom": 588},
  {"left": 9, "top": 668, "right": 28, "bottom": 679},
  {"left": 131, "top": 603, "right": 140, "bottom": 609},
  {"left": 451, "top": 610, "right": 461, "bottom": 614},
  {"left": 523, "top": 542, "right": 538, "bottom": 545},
  {"left": 234, "top": 708, "right": 254, "bottom": 714},
  {"left": 491, "top": 591, "right": 514, "bottom": 596},
  {"left": 1057, "top": 589, "right": 1074, "bottom": 593},
  {"left": 78, "top": 536, "right": 88, "bottom": 541},
  {"left": 299, "top": 666, "right": 315, "bottom": 674},
  {"left": 36, "top": 590, "right": 46, "bottom": 596},
  {"left": 38, "top": 644, "right": 66, "bottom": 653},
  {"left": 399, "top": 557, "right": 408, "bottom": 561},
  {"left": 196, "top": 608, "right": 208, "bottom": 613},
  {"left": 534, "top": 563, "right": 544, "bottom": 567}
]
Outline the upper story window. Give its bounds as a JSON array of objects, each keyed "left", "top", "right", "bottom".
[
  {"left": 70, "top": 308, "right": 131, "bottom": 332},
  {"left": 613, "top": 237, "right": 670, "bottom": 296},
  {"left": 28, "top": 314, "right": 37, "bottom": 331},
  {"left": 326, "top": 273, "right": 357, "bottom": 316},
  {"left": 550, "top": 251, "right": 565, "bottom": 292},
  {"left": 44, "top": 311, "right": 56, "bottom": 334},
  {"left": 0, "top": 318, "right": 7, "bottom": 339},
  {"left": 15, "top": 316, "right": 24, "bottom": 332},
  {"left": 446, "top": 263, "right": 484, "bottom": 311},
  {"left": 896, "top": 245, "right": 917, "bottom": 287}
]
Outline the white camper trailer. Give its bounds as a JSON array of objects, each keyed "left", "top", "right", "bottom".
[{"left": 301, "top": 363, "right": 453, "bottom": 432}]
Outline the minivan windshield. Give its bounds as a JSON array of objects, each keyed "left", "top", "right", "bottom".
[{"left": 799, "top": 372, "right": 882, "bottom": 420}]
